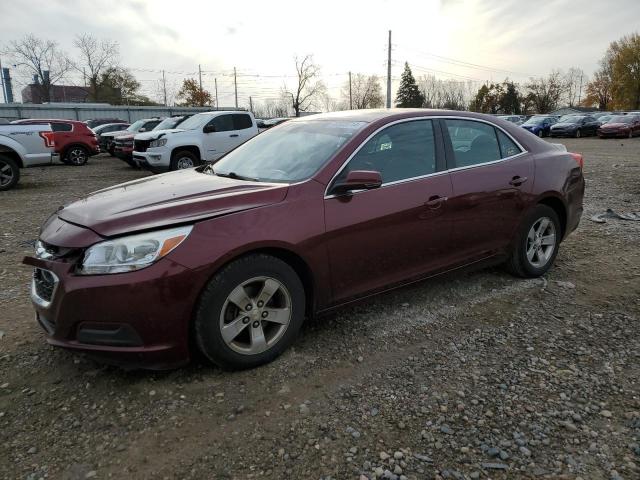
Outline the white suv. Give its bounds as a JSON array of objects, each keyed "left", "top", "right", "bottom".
[{"left": 132, "top": 111, "right": 258, "bottom": 172}]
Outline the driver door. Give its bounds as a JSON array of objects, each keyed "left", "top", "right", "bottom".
[{"left": 324, "top": 119, "right": 454, "bottom": 304}]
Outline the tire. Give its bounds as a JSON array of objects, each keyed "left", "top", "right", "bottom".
[
  {"left": 629, "top": 130, "right": 633, "bottom": 139},
  {"left": 506, "top": 204, "right": 561, "bottom": 278},
  {"left": 170, "top": 150, "right": 200, "bottom": 171},
  {"left": 195, "top": 254, "right": 306, "bottom": 370},
  {"left": 65, "top": 146, "right": 89, "bottom": 166},
  {"left": 0, "top": 155, "right": 20, "bottom": 191},
  {"left": 537, "top": 130, "right": 543, "bottom": 138},
  {"left": 575, "top": 129, "right": 582, "bottom": 138}
]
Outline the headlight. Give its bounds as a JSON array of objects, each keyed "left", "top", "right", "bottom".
[
  {"left": 149, "top": 138, "right": 167, "bottom": 148},
  {"left": 78, "top": 226, "right": 192, "bottom": 275}
]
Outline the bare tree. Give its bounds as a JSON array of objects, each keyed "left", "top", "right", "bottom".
[
  {"left": 284, "top": 55, "right": 326, "bottom": 117},
  {"left": 342, "top": 74, "right": 384, "bottom": 109},
  {"left": 73, "top": 34, "right": 119, "bottom": 102},
  {"left": 419, "top": 75, "right": 471, "bottom": 110},
  {"left": 2, "top": 34, "right": 71, "bottom": 102},
  {"left": 526, "top": 70, "right": 566, "bottom": 113},
  {"left": 564, "top": 67, "right": 587, "bottom": 107}
]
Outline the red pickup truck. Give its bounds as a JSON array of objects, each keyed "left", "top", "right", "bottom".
[{"left": 12, "top": 119, "right": 100, "bottom": 165}]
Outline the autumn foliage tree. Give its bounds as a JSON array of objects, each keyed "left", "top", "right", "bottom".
[{"left": 177, "top": 78, "right": 212, "bottom": 107}]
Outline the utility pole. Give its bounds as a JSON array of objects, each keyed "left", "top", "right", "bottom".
[
  {"left": 162, "top": 70, "right": 167, "bottom": 106},
  {"left": 0, "top": 57, "right": 5, "bottom": 103},
  {"left": 349, "top": 71, "right": 353, "bottom": 110},
  {"left": 198, "top": 64, "right": 203, "bottom": 92},
  {"left": 577, "top": 72, "right": 584, "bottom": 105},
  {"left": 249, "top": 96, "right": 253, "bottom": 113},
  {"left": 214, "top": 78, "right": 219, "bottom": 110},
  {"left": 234, "top": 67, "right": 238, "bottom": 109},
  {"left": 386, "top": 30, "right": 392, "bottom": 109}
]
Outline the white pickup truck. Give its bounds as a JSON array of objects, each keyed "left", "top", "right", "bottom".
[
  {"left": 0, "top": 124, "right": 58, "bottom": 191},
  {"left": 132, "top": 111, "right": 258, "bottom": 173}
]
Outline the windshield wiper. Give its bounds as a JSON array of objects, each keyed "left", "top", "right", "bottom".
[{"left": 214, "top": 170, "right": 259, "bottom": 182}]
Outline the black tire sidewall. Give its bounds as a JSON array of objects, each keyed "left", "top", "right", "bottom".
[
  {"left": 0, "top": 155, "right": 20, "bottom": 191},
  {"left": 195, "top": 254, "right": 306, "bottom": 370},
  {"left": 170, "top": 150, "right": 199, "bottom": 171},
  {"left": 513, "top": 205, "right": 561, "bottom": 277},
  {"left": 65, "top": 146, "right": 89, "bottom": 166}
]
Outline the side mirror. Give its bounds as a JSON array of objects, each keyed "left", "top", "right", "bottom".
[
  {"left": 331, "top": 170, "right": 382, "bottom": 195},
  {"left": 203, "top": 124, "right": 216, "bottom": 133}
]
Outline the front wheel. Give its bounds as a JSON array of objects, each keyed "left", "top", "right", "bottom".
[
  {"left": 65, "top": 146, "right": 89, "bottom": 166},
  {"left": 170, "top": 150, "right": 200, "bottom": 171},
  {"left": 506, "top": 204, "right": 561, "bottom": 278},
  {"left": 0, "top": 155, "right": 20, "bottom": 191},
  {"left": 537, "top": 130, "right": 544, "bottom": 138},
  {"left": 629, "top": 130, "right": 634, "bottom": 139},
  {"left": 575, "top": 129, "right": 582, "bottom": 138},
  {"left": 195, "top": 254, "right": 306, "bottom": 369}
]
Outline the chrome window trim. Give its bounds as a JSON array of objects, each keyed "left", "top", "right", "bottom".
[
  {"left": 30, "top": 268, "right": 59, "bottom": 309},
  {"left": 323, "top": 115, "right": 528, "bottom": 199}
]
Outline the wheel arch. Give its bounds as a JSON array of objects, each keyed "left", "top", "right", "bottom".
[
  {"left": 171, "top": 145, "right": 201, "bottom": 160},
  {"left": 62, "top": 143, "right": 90, "bottom": 157},
  {"left": 0, "top": 146, "right": 24, "bottom": 168},
  {"left": 537, "top": 195, "right": 567, "bottom": 239}
]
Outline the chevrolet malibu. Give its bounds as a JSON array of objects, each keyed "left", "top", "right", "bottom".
[{"left": 24, "top": 110, "right": 585, "bottom": 370}]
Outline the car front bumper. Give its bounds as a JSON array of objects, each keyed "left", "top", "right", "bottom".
[
  {"left": 23, "top": 254, "right": 201, "bottom": 370},
  {"left": 133, "top": 150, "right": 171, "bottom": 172},
  {"left": 550, "top": 129, "right": 576, "bottom": 137}
]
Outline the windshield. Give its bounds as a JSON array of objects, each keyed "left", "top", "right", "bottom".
[
  {"left": 173, "top": 113, "right": 209, "bottom": 130},
  {"left": 559, "top": 115, "right": 582, "bottom": 123},
  {"left": 154, "top": 116, "right": 183, "bottom": 130},
  {"left": 211, "top": 120, "right": 367, "bottom": 182},
  {"left": 128, "top": 120, "right": 146, "bottom": 132},
  {"left": 608, "top": 115, "right": 632, "bottom": 123},
  {"left": 523, "top": 117, "right": 547, "bottom": 125}
]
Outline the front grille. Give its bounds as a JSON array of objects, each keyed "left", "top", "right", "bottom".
[
  {"left": 33, "top": 268, "right": 57, "bottom": 303},
  {"left": 134, "top": 139, "right": 150, "bottom": 152}
]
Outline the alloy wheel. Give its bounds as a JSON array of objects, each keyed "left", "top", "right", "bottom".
[
  {"left": 68, "top": 148, "right": 87, "bottom": 165},
  {"left": 176, "top": 157, "right": 194, "bottom": 169},
  {"left": 526, "top": 217, "right": 556, "bottom": 269},
  {"left": 219, "top": 276, "right": 292, "bottom": 355},
  {"left": 0, "top": 159, "right": 14, "bottom": 187}
]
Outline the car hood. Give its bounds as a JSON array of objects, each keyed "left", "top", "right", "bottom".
[
  {"left": 552, "top": 122, "right": 578, "bottom": 128},
  {"left": 522, "top": 124, "right": 540, "bottom": 129},
  {"left": 57, "top": 169, "right": 289, "bottom": 237},
  {"left": 101, "top": 130, "right": 134, "bottom": 139},
  {"left": 135, "top": 129, "right": 185, "bottom": 140},
  {"left": 600, "top": 123, "right": 628, "bottom": 129}
]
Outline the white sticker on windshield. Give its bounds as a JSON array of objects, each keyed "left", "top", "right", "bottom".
[{"left": 380, "top": 142, "right": 392, "bottom": 151}]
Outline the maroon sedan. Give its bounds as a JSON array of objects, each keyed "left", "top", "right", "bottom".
[
  {"left": 24, "top": 110, "right": 585, "bottom": 370},
  {"left": 597, "top": 115, "right": 640, "bottom": 138}
]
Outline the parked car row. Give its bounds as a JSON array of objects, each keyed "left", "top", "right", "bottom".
[{"left": 517, "top": 112, "right": 640, "bottom": 139}]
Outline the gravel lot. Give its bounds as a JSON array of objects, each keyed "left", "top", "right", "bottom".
[{"left": 1, "top": 138, "right": 639, "bottom": 480}]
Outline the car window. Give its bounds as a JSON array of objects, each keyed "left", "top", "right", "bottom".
[
  {"left": 338, "top": 120, "right": 436, "bottom": 184},
  {"left": 209, "top": 114, "right": 235, "bottom": 132},
  {"left": 233, "top": 114, "right": 253, "bottom": 130},
  {"left": 445, "top": 119, "right": 501, "bottom": 167},
  {"left": 496, "top": 130, "right": 522, "bottom": 158},
  {"left": 143, "top": 120, "right": 161, "bottom": 130},
  {"left": 51, "top": 123, "right": 73, "bottom": 132}
]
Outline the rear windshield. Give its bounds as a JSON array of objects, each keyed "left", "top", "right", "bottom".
[{"left": 608, "top": 115, "right": 633, "bottom": 123}]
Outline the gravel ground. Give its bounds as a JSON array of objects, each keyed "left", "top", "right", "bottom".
[{"left": 1, "top": 138, "right": 639, "bottom": 480}]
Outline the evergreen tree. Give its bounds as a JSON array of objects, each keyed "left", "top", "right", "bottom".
[{"left": 395, "top": 62, "right": 424, "bottom": 107}]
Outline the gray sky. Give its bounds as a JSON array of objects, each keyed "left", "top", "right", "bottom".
[{"left": 1, "top": 0, "right": 639, "bottom": 108}]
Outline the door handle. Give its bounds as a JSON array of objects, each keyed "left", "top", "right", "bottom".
[
  {"left": 509, "top": 176, "right": 528, "bottom": 187},
  {"left": 425, "top": 195, "right": 447, "bottom": 208},
  {"left": 229, "top": 134, "right": 239, "bottom": 137}
]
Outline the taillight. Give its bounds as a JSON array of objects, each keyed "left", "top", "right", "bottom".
[
  {"left": 569, "top": 152, "right": 583, "bottom": 169},
  {"left": 39, "top": 131, "right": 55, "bottom": 148}
]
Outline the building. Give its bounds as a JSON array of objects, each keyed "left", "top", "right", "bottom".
[
  {"left": 21, "top": 84, "right": 90, "bottom": 104},
  {"left": 550, "top": 106, "right": 597, "bottom": 116}
]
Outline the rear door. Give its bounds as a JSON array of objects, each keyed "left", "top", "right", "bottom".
[
  {"left": 50, "top": 122, "right": 73, "bottom": 154},
  {"left": 324, "top": 119, "right": 454, "bottom": 304},
  {"left": 202, "top": 114, "right": 236, "bottom": 160},
  {"left": 442, "top": 118, "right": 533, "bottom": 263},
  {"left": 231, "top": 113, "right": 256, "bottom": 147}
]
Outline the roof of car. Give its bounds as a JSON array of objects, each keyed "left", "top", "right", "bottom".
[
  {"left": 14, "top": 118, "right": 86, "bottom": 124},
  {"left": 289, "top": 109, "right": 512, "bottom": 124}
]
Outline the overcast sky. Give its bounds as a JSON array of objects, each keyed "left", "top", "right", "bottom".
[{"left": 1, "top": 0, "right": 639, "bottom": 107}]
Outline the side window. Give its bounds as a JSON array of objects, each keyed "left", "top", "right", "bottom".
[
  {"left": 445, "top": 119, "right": 501, "bottom": 167},
  {"left": 233, "top": 114, "right": 253, "bottom": 130},
  {"left": 496, "top": 130, "right": 522, "bottom": 158},
  {"left": 51, "top": 123, "right": 72, "bottom": 132},
  {"left": 210, "top": 114, "right": 234, "bottom": 132},
  {"left": 338, "top": 120, "right": 436, "bottom": 184},
  {"left": 145, "top": 120, "right": 161, "bottom": 130}
]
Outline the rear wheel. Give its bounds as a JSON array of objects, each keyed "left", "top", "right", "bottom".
[
  {"left": 575, "top": 129, "right": 582, "bottom": 138},
  {"left": 195, "top": 254, "right": 306, "bottom": 370},
  {"left": 506, "top": 204, "right": 561, "bottom": 278},
  {"left": 537, "top": 130, "right": 544, "bottom": 138},
  {"left": 0, "top": 155, "right": 20, "bottom": 191},
  {"left": 629, "top": 129, "right": 634, "bottom": 139},
  {"left": 65, "top": 146, "right": 89, "bottom": 166},
  {"left": 170, "top": 150, "right": 200, "bottom": 170}
]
